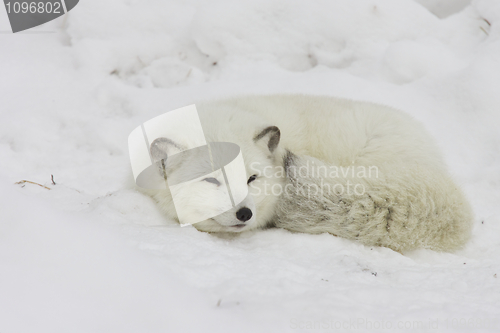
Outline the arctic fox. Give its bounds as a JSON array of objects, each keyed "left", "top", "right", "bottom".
[{"left": 140, "top": 94, "right": 473, "bottom": 252}]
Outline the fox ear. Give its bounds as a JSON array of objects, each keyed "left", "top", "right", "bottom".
[
  {"left": 254, "top": 126, "right": 281, "bottom": 153},
  {"left": 149, "top": 138, "right": 185, "bottom": 176},
  {"left": 150, "top": 138, "right": 184, "bottom": 162}
]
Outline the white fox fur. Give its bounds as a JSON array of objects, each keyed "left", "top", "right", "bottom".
[{"left": 139, "top": 94, "right": 473, "bottom": 252}]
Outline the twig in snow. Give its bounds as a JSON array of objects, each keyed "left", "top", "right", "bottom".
[
  {"left": 483, "top": 18, "right": 491, "bottom": 26},
  {"left": 480, "top": 26, "right": 489, "bottom": 36},
  {"left": 15, "top": 180, "right": 51, "bottom": 190},
  {"left": 51, "top": 174, "right": 56, "bottom": 185}
]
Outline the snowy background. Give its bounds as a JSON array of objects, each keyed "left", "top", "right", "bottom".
[{"left": 1, "top": 0, "right": 500, "bottom": 331}]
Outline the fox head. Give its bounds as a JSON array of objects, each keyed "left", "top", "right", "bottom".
[{"left": 143, "top": 109, "right": 286, "bottom": 233}]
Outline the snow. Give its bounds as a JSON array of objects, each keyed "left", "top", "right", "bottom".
[{"left": 1, "top": 0, "right": 500, "bottom": 331}]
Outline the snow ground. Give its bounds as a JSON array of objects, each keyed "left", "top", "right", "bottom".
[{"left": 1, "top": 0, "right": 500, "bottom": 332}]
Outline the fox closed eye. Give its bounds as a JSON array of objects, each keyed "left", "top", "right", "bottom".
[
  {"left": 203, "top": 177, "right": 221, "bottom": 186},
  {"left": 247, "top": 174, "right": 258, "bottom": 184}
]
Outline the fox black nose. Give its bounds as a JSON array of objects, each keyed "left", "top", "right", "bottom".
[{"left": 236, "top": 207, "right": 253, "bottom": 222}]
